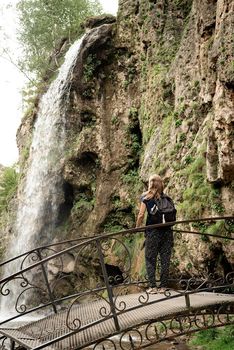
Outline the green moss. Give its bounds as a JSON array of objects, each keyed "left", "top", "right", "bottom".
[
  {"left": 190, "top": 326, "right": 234, "bottom": 350},
  {"left": 21, "top": 145, "right": 30, "bottom": 164},
  {"left": 207, "top": 221, "right": 222, "bottom": 235},
  {"left": 177, "top": 156, "right": 220, "bottom": 219},
  {"left": 156, "top": 113, "right": 174, "bottom": 150},
  {"left": 153, "top": 63, "right": 167, "bottom": 81}
]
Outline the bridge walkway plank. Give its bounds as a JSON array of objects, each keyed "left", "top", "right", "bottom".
[{"left": 0, "top": 292, "right": 233, "bottom": 350}]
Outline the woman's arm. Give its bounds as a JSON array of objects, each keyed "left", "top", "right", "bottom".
[{"left": 136, "top": 202, "right": 146, "bottom": 227}]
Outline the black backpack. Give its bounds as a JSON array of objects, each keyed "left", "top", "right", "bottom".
[{"left": 144, "top": 194, "right": 176, "bottom": 225}]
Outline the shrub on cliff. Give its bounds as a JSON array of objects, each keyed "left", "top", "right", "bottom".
[{"left": 0, "top": 166, "right": 19, "bottom": 217}]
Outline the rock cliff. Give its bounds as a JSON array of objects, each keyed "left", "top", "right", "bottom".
[{"left": 14, "top": 0, "right": 234, "bottom": 288}]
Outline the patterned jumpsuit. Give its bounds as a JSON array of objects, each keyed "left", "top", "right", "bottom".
[{"left": 143, "top": 196, "right": 174, "bottom": 288}]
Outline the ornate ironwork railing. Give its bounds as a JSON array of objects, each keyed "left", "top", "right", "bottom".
[{"left": 0, "top": 216, "right": 233, "bottom": 349}]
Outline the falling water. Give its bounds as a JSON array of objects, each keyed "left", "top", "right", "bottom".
[{"left": 0, "top": 36, "right": 85, "bottom": 315}]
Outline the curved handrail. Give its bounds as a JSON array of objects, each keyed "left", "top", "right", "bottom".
[
  {"left": 1, "top": 216, "right": 233, "bottom": 268},
  {"left": 0, "top": 216, "right": 233, "bottom": 284}
]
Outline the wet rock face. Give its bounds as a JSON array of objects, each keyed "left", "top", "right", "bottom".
[
  {"left": 82, "top": 14, "right": 116, "bottom": 30},
  {"left": 63, "top": 20, "right": 140, "bottom": 238}
]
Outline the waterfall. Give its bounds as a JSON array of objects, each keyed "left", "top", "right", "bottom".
[
  {"left": 16, "top": 37, "right": 85, "bottom": 248},
  {"left": 0, "top": 35, "right": 85, "bottom": 316}
]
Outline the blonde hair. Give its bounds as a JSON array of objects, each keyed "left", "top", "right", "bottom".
[{"left": 143, "top": 174, "right": 164, "bottom": 200}]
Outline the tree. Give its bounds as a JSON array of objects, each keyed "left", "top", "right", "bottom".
[{"left": 17, "top": 0, "right": 102, "bottom": 79}]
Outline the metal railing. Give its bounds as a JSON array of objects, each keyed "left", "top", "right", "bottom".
[{"left": 0, "top": 216, "right": 233, "bottom": 349}]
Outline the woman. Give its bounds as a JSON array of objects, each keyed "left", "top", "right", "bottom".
[{"left": 136, "top": 174, "right": 174, "bottom": 294}]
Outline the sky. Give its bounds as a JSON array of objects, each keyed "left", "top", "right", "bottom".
[{"left": 0, "top": 0, "right": 118, "bottom": 166}]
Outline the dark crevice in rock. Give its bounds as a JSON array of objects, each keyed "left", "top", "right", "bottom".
[
  {"left": 105, "top": 264, "right": 124, "bottom": 285},
  {"left": 57, "top": 182, "right": 74, "bottom": 224},
  {"left": 74, "top": 184, "right": 93, "bottom": 201},
  {"left": 225, "top": 81, "right": 234, "bottom": 91},
  {"left": 142, "top": 40, "right": 150, "bottom": 53},
  {"left": 200, "top": 22, "right": 215, "bottom": 38},
  {"left": 134, "top": 1, "right": 140, "bottom": 15},
  {"left": 76, "top": 151, "right": 99, "bottom": 170},
  {"left": 207, "top": 242, "right": 233, "bottom": 277},
  {"left": 127, "top": 112, "right": 142, "bottom": 170},
  {"left": 80, "top": 110, "right": 96, "bottom": 128}
]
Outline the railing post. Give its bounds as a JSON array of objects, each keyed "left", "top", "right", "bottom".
[
  {"left": 10, "top": 340, "right": 15, "bottom": 350},
  {"left": 185, "top": 293, "right": 191, "bottom": 309},
  {"left": 37, "top": 249, "right": 57, "bottom": 314},
  {"left": 96, "top": 239, "right": 120, "bottom": 332}
]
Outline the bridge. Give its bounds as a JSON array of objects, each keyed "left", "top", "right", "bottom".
[{"left": 0, "top": 217, "right": 233, "bottom": 349}]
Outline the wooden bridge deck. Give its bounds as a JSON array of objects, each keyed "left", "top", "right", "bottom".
[{"left": 0, "top": 292, "right": 233, "bottom": 350}]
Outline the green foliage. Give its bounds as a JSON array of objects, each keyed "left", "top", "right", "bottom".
[
  {"left": 125, "top": 108, "right": 142, "bottom": 164},
  {"left": 82, "top": 87, "right": 93, "bottom": 98},
  {"left": 211, "top": 202, "right": 225, "bottom": 214},
  {"left": 104, "top": 224, "right": 125, "bottom": 233},
  {"left": 183, "top": 155, "right": 194, "bottom": 165},
  {"left": 0, "top": 167, "right": 19, "bottom": 216},
  {"left": 112, "top": 232, "right": 145, "bottom": 279},
  {"left": 72, "top": 193, "right": 94, "bottom": 214},
  {"left": 192, "top": 219, "right": 231, "bottom": 242},
  {"left": 173, "top": 0, "right": 193, "bottom": 18},
  {"left": 129, "top": 107, "right": 138, "bottom": 118},
  {"left": 186, "top": 262, "right": 193, "bottom": 270},
  {"left": 124, "top": 64, "right": 137, "bottom": 89},
  {"left": 130, "top": 134, "right": 141, "bottom": 157},
  {"left": 83, "top": 54, "right": 101, "bottom": 82},
  {"left": 171, "top": 257, "right": 180, "bottom": 268},
  {"left": 17, "top": 0, "right": 102, "bottom": 78},
  {"left": 179, "top": 132, "right": 186, "bottom": 142},
  {"left": 103, "top": 210, "right": 133, "bottom": 233},
  {"left": 190, "top": 326, "right": 234, "bottom": 350},
  {"left": 175, "top": 119, "right": 182, "bottom": 127},
  {"left": 113, "top": 235, "right": 134, "bottom": 256},
  {"left": 111, "top": 115, "right": 119, "bottom": 125},
  {"left": 122, "top": 169, "right": 139, "bottom": 186}
]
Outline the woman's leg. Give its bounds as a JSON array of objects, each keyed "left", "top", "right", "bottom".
[
  {"left": 145, "top": 231, "right": 159, "bottom": 287},
  {"left": 159, "top": 230, "right": 173, "bottom": 287}
]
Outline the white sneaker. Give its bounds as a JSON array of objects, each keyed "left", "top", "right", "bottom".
[{"left": 146, "top": 287, "right": 158, "bottom": 294}]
